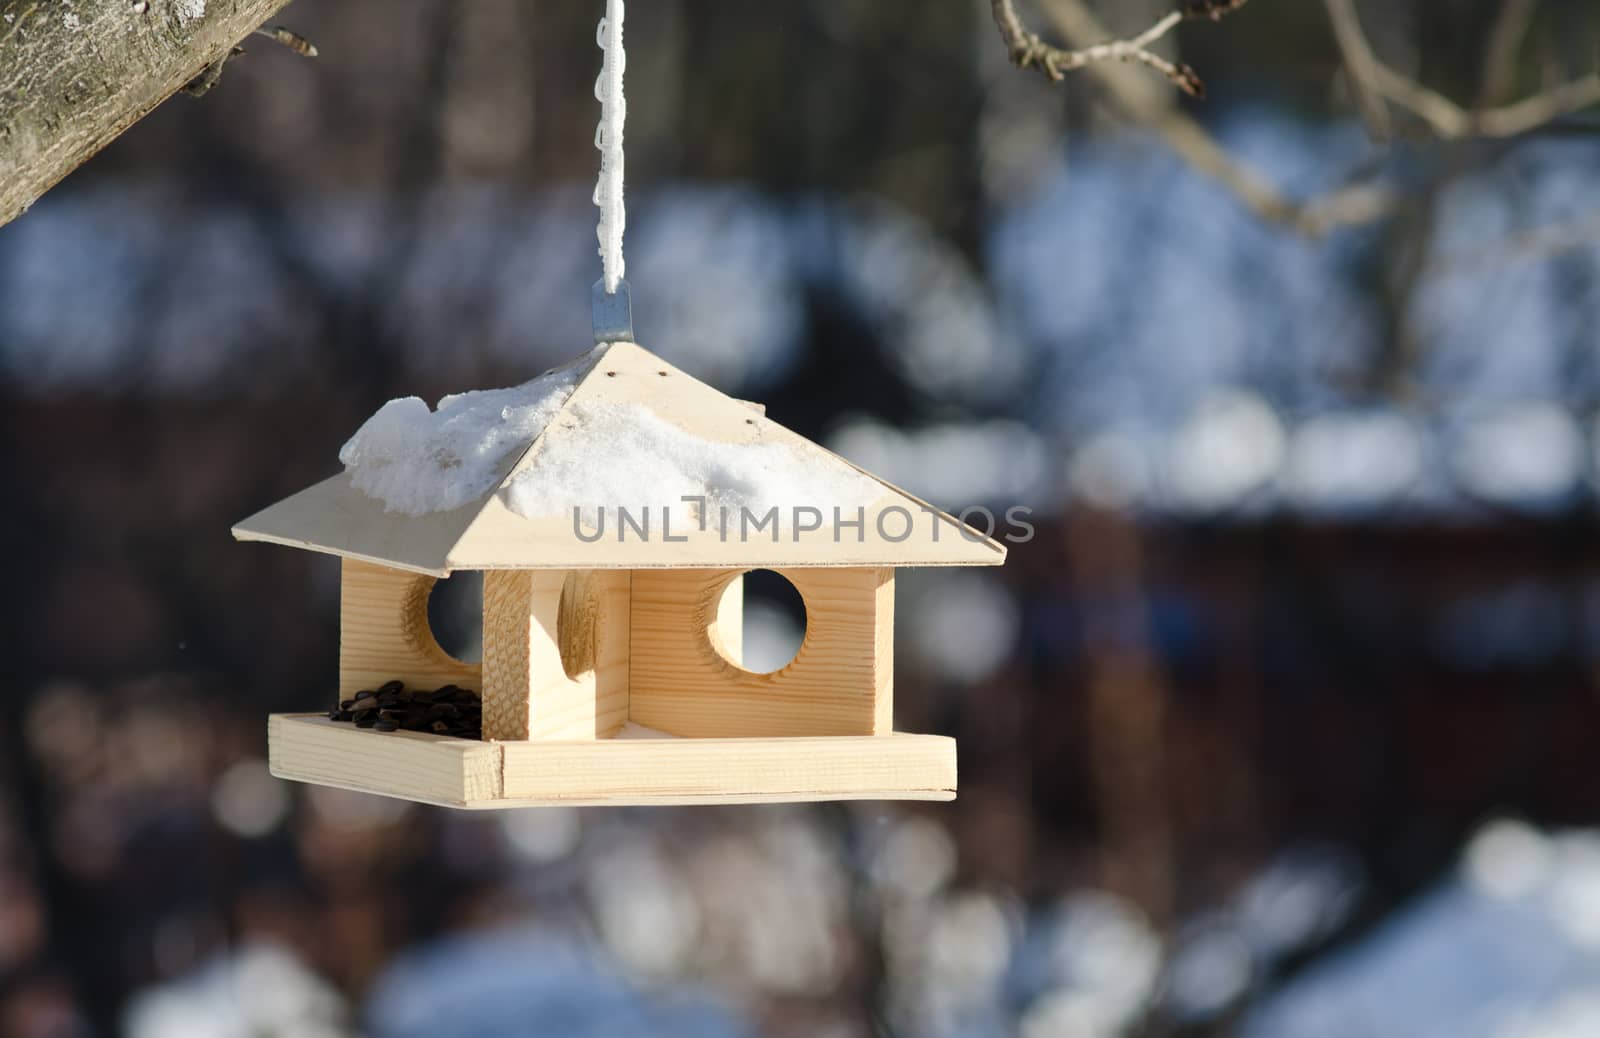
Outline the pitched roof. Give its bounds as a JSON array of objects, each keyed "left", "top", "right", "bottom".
[{"left": 233, "top": 341, "right": 1007, "bottom": 575}]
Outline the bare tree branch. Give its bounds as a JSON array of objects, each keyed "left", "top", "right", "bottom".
[
  {"left": 998, "top": 0, "right": 1596, "bottom": 240},
  {"left": 1432, "top": 207, "right": 1600, "bottom": 274},
  {"left": 1018, "top": 0, "right": 1394, "bottom": 234},
  {"left": 990, "top": 0, "right": 1247, "bottom": 98},
  {"left": 1478, "top": 0, "right": 1540, "bottom": 107},
  {"left": 181, "top": 24, "right": 316, "bottom": 99},
  {"left": 0, "top": 0, "right": 302, "bottom": 227},
  {"left": 1475, "top": 75, "right": 1600, "bottom": 135},
  {"left": 1323, "top": 0, "right": 1600, "bottom": 138},
  {"left": 1322, "top": 0, "right": 1466, "bottom": 137},
  {"left": 252, "top": 24, "right": 318, "bottom": 59},
  {"left": 1323, "top": 0, "right": 1393, "bottom": 139}
]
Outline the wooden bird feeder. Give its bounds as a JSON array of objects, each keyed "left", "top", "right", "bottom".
[{"left": 234, "top": 341, "right": 1006, "bottom": 807}]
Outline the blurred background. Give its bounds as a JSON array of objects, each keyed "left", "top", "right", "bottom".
[{"left": 4, "top": 0, "right": 1600, "bottom": 1034}]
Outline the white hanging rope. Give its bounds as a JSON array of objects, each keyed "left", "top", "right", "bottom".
[{"left": 593, "top": 0, "right": 626, "bottom": 295}]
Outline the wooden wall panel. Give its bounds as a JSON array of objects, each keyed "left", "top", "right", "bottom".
[
  {"left": 630, "top": 567, "right": 893, "bottom": 738},
  {"left": 338, "top": 558, "right": 481, "bottom": 699}
]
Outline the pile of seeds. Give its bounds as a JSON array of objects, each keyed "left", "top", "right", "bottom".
[{"left": 327, "top": 680, "right": 482, "bottom": 739}]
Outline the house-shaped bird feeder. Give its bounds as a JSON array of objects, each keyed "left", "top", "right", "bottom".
[{"left": 234, "top": 341, "right": 1006, "bottom": 807}]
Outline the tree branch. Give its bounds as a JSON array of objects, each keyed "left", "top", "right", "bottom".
[
  {"left": 0, "top": 0, "right": 301, "bottom": 227},
  {"left": 1322, "top": 0, "right": 1600, "bottom": 139},
  {"left": 1020, "top": 0, "right": 1391, "bottom": 234},
  {"left": 1478, "top": 0, "right": 1539, "bottom": 107},
  {"left": 1322, "top": 0, "right": 1393, "bottom": 138},
  {"left": 990, "top": 0, "right": 1247, "bottom": 98},
  {"left": 1431, "top": 206, "right": 1600, "bottom": 274},
  {"left": 1000, "top": 0, "right": 1595, "bottom": 239}
]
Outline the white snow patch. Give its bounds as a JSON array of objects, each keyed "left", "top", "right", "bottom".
[
  {"left": 1167, "top": 390, "right": 1285, "bottom": 512},
  {"left": 338, "top": 353, "right": 595, "bottom": 515},
  {"left": 505, "top": 400, "right": 883, "bottom": 528},
  {"left": 1453, "top": 402, "right": 1582, "bottom": 505},
  {"left": 1467, "top": 819, "right": 1554, "bottom": 900},
  {"left": 337, "top": 354, "right": 881, "bottom": 526},
  {"left": 124, "top": 942, "right": 348, "bottom": 1038},
  {"left": 175, "top": 0, "right": 205, "bottom": 23},
  {"left": 1284, "top": 412, "right": 1423, "bottom": 513}
]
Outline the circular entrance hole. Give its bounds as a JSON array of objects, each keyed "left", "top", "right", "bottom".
[
  {"left": 717, "top": 569, "right": 807, "bottom": 674},
  {"left": 426, "top": 572, "right": 483, "bottom": 663}
]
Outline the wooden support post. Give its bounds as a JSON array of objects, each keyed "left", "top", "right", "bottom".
[{"left": 480, "top": 569, "right": 630, "bottom": 741}]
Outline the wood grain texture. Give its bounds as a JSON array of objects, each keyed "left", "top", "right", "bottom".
[
  {"left": 498, "top": 729, "right": 953, "bottom": 802},
  {"left": 268, "top": 714, "right": 502, "bottom": 807},
  {"left": 268, "top": 713, "right": 955, "bottom": 807},
  {"left": 1, "top": 0, "right": 297, "bottom": 227},
  {"left": 480, "top": 569, "right": 629, "bottom": 741},
  {"left": 233, "top": 472, "right": 478, "bottom": 578},
  {"left": 873, "top": 569, "right": 896, "bottom": 733},
  {"left": 630, "top": 567, "right": 894, "bottom": 738},
  {"left": 717, "top": 571, "right": 743, "bottom": 665},
  {"left": 479, "top": 570, "right": 534, "bottom": 740},
  {"left": 338, "top": 558, "right": 480, "bottom": 699}
]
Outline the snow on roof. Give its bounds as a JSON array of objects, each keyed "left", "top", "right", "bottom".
[
  {"left": 338, "top": 349, "right": 599, "bottom": 516},
  {"left": 502, "top": 398, "right": 886, "bottom": 530},
  {"left": 233, "top": 341, "right": 1006, "bottom": 574}
]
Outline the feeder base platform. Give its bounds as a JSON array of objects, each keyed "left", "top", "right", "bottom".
[{"left": 268, "top": 713, "right": 957, "bottom": 807}]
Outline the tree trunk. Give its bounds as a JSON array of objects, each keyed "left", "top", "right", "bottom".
[{"left": 0, "top": 0, "right": 295, "bottom": 227}]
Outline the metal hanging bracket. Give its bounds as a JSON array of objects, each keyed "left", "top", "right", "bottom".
[{"left": 592, "top": 278, "right": 634, "bottom": 344}]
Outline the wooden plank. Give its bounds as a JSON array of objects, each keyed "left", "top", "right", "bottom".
[
  {"left": 270, "top": 716, "right": 953, "bottom": 806},
  {"left": 338, "top": 559, "right": 480, "bottom": 700},
  {"left": 236, "top": 341, "right": 1007, "bottom": 574},
  {"left": 268, "top": 714, "right": 502, "bottom": 806},
  {"left": 480, "top": 569, "right": 630, "bottom": 740},
  {"left": 482, "top": 790, "right": 954, "bottom": 807},
  {"left": 233, "top": 473, "right": 475, "bottom": 577},
  {"left": 268, "top": 714, "right": 953, "bottom": 805},
  {"left": 499, "top": 730, "right": 953, "bottom": 801},
  {"left": 268, "top": 714, "right": 954, "bottom": 807},
  {"left": 630, "top": 567, "right": 893, "bottom": 738}
]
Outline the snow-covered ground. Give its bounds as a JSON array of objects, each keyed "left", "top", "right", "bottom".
[{"left": 1246, "top": 820, "right": 1600, "bottom": 1038}]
